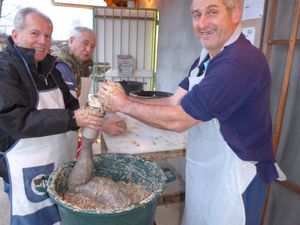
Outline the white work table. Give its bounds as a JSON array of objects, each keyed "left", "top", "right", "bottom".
[
  {"left": 101, "top": 113, "right": 187, "bottom": 160},
  {"left": 101, "top": 113, "right": 187, "bottom": 205}
]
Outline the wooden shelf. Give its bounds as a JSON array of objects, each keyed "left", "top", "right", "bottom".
[
  {"left": 268, "top": 39, "right": 300, "bottom": 45},
  {"left": 278, "top": 180, "right": 300, "bottom": 195}
]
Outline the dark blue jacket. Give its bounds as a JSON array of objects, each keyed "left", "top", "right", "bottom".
[{"left": 0, "top": 36, "right": 79, "bottom": 183}]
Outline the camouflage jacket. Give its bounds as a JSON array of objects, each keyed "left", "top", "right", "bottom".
[{"left": 52, "top": 44, "right": 93, "bottom": 97}]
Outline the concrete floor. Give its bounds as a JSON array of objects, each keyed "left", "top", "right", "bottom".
[
  {"left": 155, "top": 159, "right": 185, "bottom": 225},
  {"left": 156, "top": 203, "right": 183, "bottom": 225}
]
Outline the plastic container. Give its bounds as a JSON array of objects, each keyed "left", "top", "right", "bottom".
[
  {"left": 130, "top": 90, "right": 173, "bottom": 99},
  {"left": 47, "top": 153, "right": 169, "bottom": 225},
  {"left": 118, "top": 80, "right": 144, "bottom": 95}
]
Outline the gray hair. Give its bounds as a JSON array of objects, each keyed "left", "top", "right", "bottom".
[
  {"left": 69, "top": 26, "right": 96, "bottom": 39},
  {"left": 14, "top": 7, "right": 53, "bottom": 31},
  {"left": 222, "top": 0, "right": 244, "bottom": 12}
]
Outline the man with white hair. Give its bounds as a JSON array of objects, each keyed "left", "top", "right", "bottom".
[
  {"left": 99, "top": 0, "right": 286, "bottom": 224},
  {"left": 0, "top": 8, "right": 102, "bottom": 225},
  {"left": 53, "top": 27, "right": 127, "bottom": 138}
]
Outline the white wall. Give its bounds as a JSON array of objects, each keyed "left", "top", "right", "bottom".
[
  {"left": 141, "top": 0, "right": 201, "bottom": 93},
  {"left": 137, "top": 0, "right": 202, "bottom": 181}
]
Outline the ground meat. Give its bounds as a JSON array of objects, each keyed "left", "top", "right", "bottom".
[
  {"left": 63, "top": 177, "right": 151, "bottom": 211},
  {"left": 65, "top": 136, "right": 151, "bottom": 212}
]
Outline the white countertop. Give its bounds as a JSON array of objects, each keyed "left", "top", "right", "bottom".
[{"left": 102, "top": 113, "right": 187, "bottom": 154}]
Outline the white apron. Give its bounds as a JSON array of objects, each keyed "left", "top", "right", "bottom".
[
  {"left": 181, "top": 59, "right": 256, "bottom": 225},
  {"left": 66, "top": 77, "right": 94, "bottom": 159},
  {"left": 5, "top": 82, "right": 72, "bottom": 225}
]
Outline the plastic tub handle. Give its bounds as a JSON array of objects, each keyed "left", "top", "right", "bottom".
[{"left": 162, "top": 167, "right": 176, "bottom": 183}]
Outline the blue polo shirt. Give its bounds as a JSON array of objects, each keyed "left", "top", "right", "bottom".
[{"left": 180, "top": 34, "right": 278, "bottom": 183}]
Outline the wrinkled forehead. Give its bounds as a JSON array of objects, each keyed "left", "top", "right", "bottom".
[
  {"left": 24, "top": 12, "right": 53, "bottom": 33},
  {"left": 191, "top": 0, "right": 225, "bottom": 10},
  {"left": 74, "top": 31, "right": 96, "bottom": 43},
  {"left": 191, "top": 0, "right": 241, "bottom": 15}
]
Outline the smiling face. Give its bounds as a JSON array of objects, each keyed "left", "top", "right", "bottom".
[
  {"left": 12, "top": 12, "right": 52, "bottom": 64},
  {"left": 191, "top": 0, "right": 242, "bottom": 57},
  {"left": 69, "top": 31, "right": 96, "bottom": 64}
]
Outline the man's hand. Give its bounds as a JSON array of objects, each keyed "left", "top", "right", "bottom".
[
  {"left": 102, "top": 115, "right": 127, "bottom": 136},
  {"left": 74, "top": 107, "right": 103, "bottom": 131},
  {"left": 98, "top": 80, "right": 128, "bottom": 112}
]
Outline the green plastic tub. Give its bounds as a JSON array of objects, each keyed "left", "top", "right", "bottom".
[{"left": 47, "top": 153, "right": 168, "bottom": 225}]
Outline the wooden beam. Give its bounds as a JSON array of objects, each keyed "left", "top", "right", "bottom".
[
  {"left": 268, "top": 39, "right": 300, "bottom": 45},
  {"left": 133, "top": 149, "right": 186, "bottom": 161},
  {"left": 50, "top": 0, "right": 94, "bottom": 9},
  {"left": 157, "top": 193, "right": 185, "bottom": 205},
  {"left": 272, "top": 0, "right": 300, "bottom": 154},
  {"left": 262, "top": 0, "right": 278, "bottom": 60},
  {"left": 95, "top": 14, "right": 156, "bottom": 21},
  {"left": 278, "top": 180, "right": 300, "bottom": 195},
  {"left": 260, "top": 2, "right": 300, "bottom": 225}
]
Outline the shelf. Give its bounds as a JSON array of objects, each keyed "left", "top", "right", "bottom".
[{"left": 268, "top": 39, "right": 300, "bottom": 45}]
